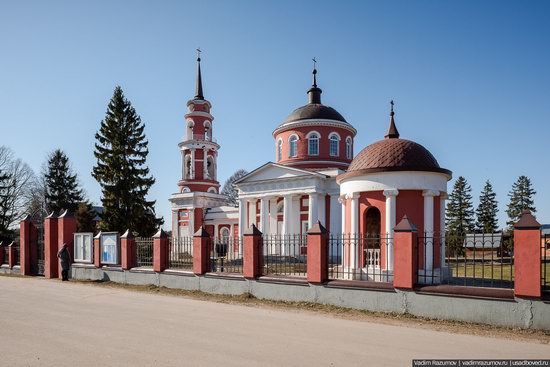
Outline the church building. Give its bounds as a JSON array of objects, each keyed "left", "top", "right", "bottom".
[{"left": 169, "top": 53, "right": 452, "bottom": 264}]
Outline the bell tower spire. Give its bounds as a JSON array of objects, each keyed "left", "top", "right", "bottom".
[{"left": 194, "top": 48, "right": 204, "bottom": 100}]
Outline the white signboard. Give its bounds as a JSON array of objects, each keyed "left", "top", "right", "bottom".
[
  {"left": 74, "top": 233, "right": 93, "bottom": 263},
  {"left": 101, "top": 232, "right": 119, "bottom": 265}
]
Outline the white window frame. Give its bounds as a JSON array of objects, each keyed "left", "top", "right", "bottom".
[
  {"left": 74, "top": 232, "right": 93, "bottom": 263},
  {"left": 346, "top": 136, "right": 353, "bottom": 159},
  {"left": 288, "top": 134, "right": 299, "bottom": 157},
  {"left": 306, "top": 131, "right": 320, "bottom": 156},
  {"left": 100, "top": 232, "right": 119, "bottom": 265}
]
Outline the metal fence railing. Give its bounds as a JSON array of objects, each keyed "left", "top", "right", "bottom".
[
  {"left": 208, "top": 237, "right": 243, "bottom": 274},
  {"left": 327, "top": 234, "right": 392, "bottom": 282},
  {"left": 418, "top": 232, "right": 514, "bottom": 288},
  {"left": 542, "top": 234, "right": 550, "bottom": 293},
  {"left": 262, "top": 235, "right": 307, "bottom": 277},
  {"left": 35, "top": 224, "right": 45, "bottom": 275},
  {"left": 135, "top": 237, "right": 154, "bottom": 268},
  {"left": 168, "top": 237, "right": 193, "bottom": 271}
]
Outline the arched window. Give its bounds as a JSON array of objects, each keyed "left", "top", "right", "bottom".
[
  {"left": 277, "top": 139, "right": 283, "bottom": 161},
  {"left": 184, "top": 154, "right": 192, "bottom": 179},
  {"left": 204, "top": 121, "right": 211, "bottom": 141},
  {"left": 207, "top": 187, "right": 217, "bottom": 194},
  {"left": 182, "top": 186, "right": 191, "bottom": 193},
  {"left": 329, "top": 133, "right": 340, "bottom": 157},
  {"left": 207, "top": 156, "right": 215, "bottom": 179},
  {"left": 288, "top": 135, "right": 298, "bottom": 157},
  {"left": 307, "top": 132, "right": 319, "bottom": 156},
  {"left": 220, "top": 227, "right": 230, "bottom": 241},
  {"left": 346, "top": 137, "right": 353, "bottom": 159},
  {"left": 187, "top": 121, "right": 194, "bottom": 140}
]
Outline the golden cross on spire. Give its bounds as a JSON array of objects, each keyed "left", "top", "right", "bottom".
[
  {"left": 390, "top": 100, "right": 394, "bottom": 113},
  {"left": 312, "top": 57, "right": 317, "bottom": 70},
  {"left": 196, "top": 47, "right": 201, "bottom": 62}
]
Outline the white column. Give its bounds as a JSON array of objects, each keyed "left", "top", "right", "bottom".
[
  {"left": 308, "top": 193, "right": 319, "bottom": 229},
  {"left": 214, "top": 223, "right": 219, "bottom": 239},
  {"left": 269, "top": 198, "right": 278, "bottom": 235},
  {"left": 349, "top": 193, "right": 359, "bottom": 269},
  {"left": 329, "top": 194, "right": 341, "bottom": 235},
  {"left": 248, "top": 200, "right": 257, "bottom": 229},
  {"left": 203, "top": 148, "right": 208, "bottom": 179},
  {"left": 260, "top": 197, "right": 269, "bottom": 234},
  {"left": 423, "top": 190, "right": 439, "bottom": 272},
  {"left": 383, "top": 189, "right": 399, "bottom": 271},
  {"left": 282, "top": 195, "right": 292, "bottom": 236},
  {"left": 339, "top": 196, "right": 346, "bottom": 234},
  {"left": 190, "top": 149, "right": 196, "bottom": 179},
  {"left": 317, "top": 194, "right": 326, "bottom": 227},
  {"left": 440, "top": 193, "right": 447, "bottom": 267},
  {"left": 238, "top": 198, "right": 247, "bottom": 237},
  {"left": 291, "top": 196, "right": 300, "bottom": 235}
]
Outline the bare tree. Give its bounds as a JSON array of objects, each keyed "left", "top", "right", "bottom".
[
  {"left": 0, "top": 146, "right": 38, "bottom": 232},
  {"left": 221, "top": 169, "right": 248, "bottom": 207}
]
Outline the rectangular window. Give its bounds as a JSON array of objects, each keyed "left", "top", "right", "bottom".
[
  {"left": 101, "top": 232, "right": 119, "bottom": 265},
  {"left": 74, "top": 233, "right": 93, "bottom": 263},
  {"left": 330, "top": 139, "right": 339, "bottom": 156},
  {"left": 308, "top": 139, "right": 319, "bottom": 155}
]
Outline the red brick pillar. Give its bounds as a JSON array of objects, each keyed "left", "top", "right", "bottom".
[
  {"left": 93, "top": 232, "right": 101, "bottom": 268},
  {"left": 57, "top": 210, "right": 76, "bottom": 279},
  {"left": 8, "top": 242, "right": 17, "bottom": 268},
  {"left": 121, "top": 230, "right": 136, "bottom": 270},
  {"left": 393, "top": 215, "right": 418, "bottom": 289},
  {"left": 193, "top": 227, "right": 210, "bottom": 275},
  {"left": 20, "top": 216, "right": 36, "bottom": 276},
  {"left": 513, "top": 210, "right": 541, "bottom": 298},
  {"left": 44, "top": 213, "right": 59, "bottom": 279},
  {"left": 307, "top": 222, "right": 328, "bottom": 284},
  {"left": 153, "top": 229, "right": 168, "bottom": 272},
  {"left": 243, "top": 224, "right": 263, "bottom": 279}
]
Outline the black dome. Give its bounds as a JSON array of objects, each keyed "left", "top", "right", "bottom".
[{"left": 283, "top": 103, "right": 347, "bottom": 124}]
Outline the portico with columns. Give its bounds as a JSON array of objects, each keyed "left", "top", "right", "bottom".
[{"left": 235, "top": 163, "right": 342, "bottom": 237}]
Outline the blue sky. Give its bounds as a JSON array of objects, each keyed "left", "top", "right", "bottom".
[{"left": 1, "top": 0, "right": 549, "bottom": 228}]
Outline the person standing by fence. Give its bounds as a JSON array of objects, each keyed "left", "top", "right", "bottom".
[{"left": 57, "top": 244, "right": 71, "bottom": 281}]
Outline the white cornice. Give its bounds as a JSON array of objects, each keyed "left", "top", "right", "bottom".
[
  {"left": 273, "top": 119, "right": 357, "bottom": 137},
  {"left": 184, "top": 111, "right": 214, "bottom": 120}
]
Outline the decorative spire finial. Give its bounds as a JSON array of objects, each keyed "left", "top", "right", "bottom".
[
  {"left": 312, "top": 57, "right": 317, "bottom": 87},
  {"left": 194, "top": 47, "right": 204, "bottom": 100},
  {"left": 385, "top": 100, "right": 400, "bottom": 139},
  {"left": 307, "top": 57, "right": 322, "bottom": 104}
]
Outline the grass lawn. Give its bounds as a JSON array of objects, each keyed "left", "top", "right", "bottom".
[{"left": 447, "top": 260, "right": 550, "bottom": 284}]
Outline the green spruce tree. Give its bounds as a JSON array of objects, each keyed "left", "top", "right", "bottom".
[
  {"left": 92, "top": 86, "right": 163, "bottom": 236},
  {"left": 446, "top": 176, "right": 475, "bottom": 235},
  {"left": 475, "top": 180, "right": 499, "bottom": 233},
  {"left": 506, "top": 175, "right": 536, "bottom": 228},
  {"left": 44, "top": 149, "right": 84, "bottom": 214},
  {"left": 75, "top": 202, "right": 97, "bottom": 233},
  {"left": 446, "top": 176, "right": 475, "bottom": 256}
]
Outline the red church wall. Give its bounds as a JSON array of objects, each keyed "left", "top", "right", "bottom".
[{"left": 194, "top": 208, "right": 204, "bottom": 233}]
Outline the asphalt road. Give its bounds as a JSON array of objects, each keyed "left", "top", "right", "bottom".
[{"left": 0, "top": 276, "right": 548, "bottom": 367}]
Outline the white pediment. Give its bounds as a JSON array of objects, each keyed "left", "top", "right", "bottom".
[{"left": 236, "top": 162, "right": 326, "bottom": 184}]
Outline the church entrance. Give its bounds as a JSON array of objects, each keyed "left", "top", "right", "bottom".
[{"left": 362, "top": 207, "right": 381, "bottom": 267}]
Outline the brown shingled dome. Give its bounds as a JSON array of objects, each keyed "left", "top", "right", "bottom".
[{"left": 345, "top": 138, "right": 451, "bottom": 176}]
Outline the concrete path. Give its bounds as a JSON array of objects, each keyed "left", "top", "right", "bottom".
[{"left": 0, "top": 276, "right": 548, "bottom": 367}]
